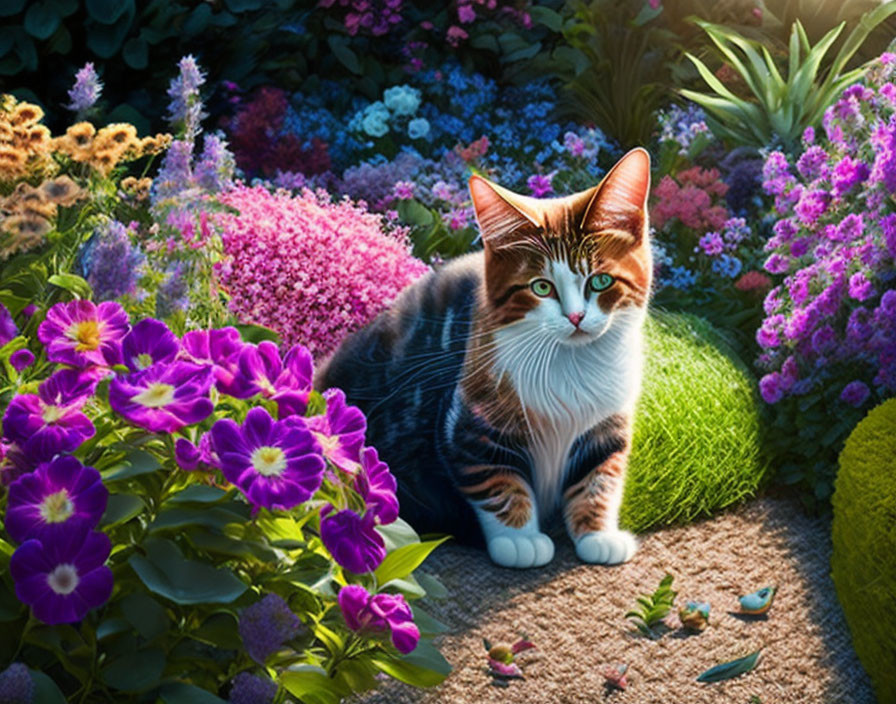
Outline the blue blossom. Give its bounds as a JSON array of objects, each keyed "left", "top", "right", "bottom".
[
  {"left": 229, "top": 672, "right": 277, "bottom": 704},
  {"left": 238, "top": 593, "right": 303, "bottom": 664},
  {"left": 155, "top": 261, "right": 190, "bottom": 319},
  {"left": 0, "top": 663, "right": 33, "bottom": 704},
  {"left": 66, "top": 62, "right": 102, "bottom": 114},
  {"left": 79, "top": 220, "right": 145, "bottom": 301},
  {"left": 358, "top": 101, "right": 390, "bottom": 138},
  {"left": 667, "top": 266, "right": 698, "bottom": 289},
  {"left": 408, "top": 117, "right": 430, "bottom": 140},
  {"left": 711, "top": 254, "right": 744, "bottom": 278},
  {"left": 194, "top": 132, "right": 235, "bottom": 194},
  {"left": 383, "top": 85, "right": 421, "bottom": 116},
  {"left": 167, "top": 55, "right": 206, "bottom": 143}
]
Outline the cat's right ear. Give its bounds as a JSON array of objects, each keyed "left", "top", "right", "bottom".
[{"left": 469, "top": 175, "right": 539, "bottom": 250}]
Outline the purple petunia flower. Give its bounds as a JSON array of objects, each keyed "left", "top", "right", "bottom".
[
  {"left": 232, "top": 342, "right": 313, "bottom": 415},
  {"left": 527, "top": 173, "right": 554, "bottom": 198},
  {"left": 698, "top": 231, "right": 724, "bottom": 256},
  {"left": 355, "top": 447, "right": 399, "bottom": 525},
  {"left": 109, "top": 362, "right": 214, "bottom": 433},
  {"left": 229, "top": 672, "right": 277, "bottom": 704},
  {"left": 320, "top": 508, "right": 386, "bottom": 574},
  {"left": 121, "top": 319, "right": 179, "bottom": 372},
  {"left": 840, "top": 380, "right": 871, "bottom": 407},
  {"left": 338, "top": 584, "right": 420, "bottom": 654},
  {"left": 210, "top": 407, "right": 324, "bottom": 511},
  {"left": 180, "top": 327, "right": 246, "bottom": 397},
  {"left": 38, "top": 300, "right": 129, "bottom": 369},
  {"left": 0, "top": 303, "right": 17, "bottom": 346},
  {"left": 306, "top": 389, "right": 366, "bottom": 473},
  {"left": 10, "top": 529, "right": 113, "bottom": 624},
  {"left": 5, "top": 456, "right": 107, "bottom": 545},
  {"left": 0, "top": 441, "right": 30, "bottom": 488},
  {"left": 174, "top": 438, "right": 202, "bottom": 471},
  {"left": 10, "top": 349, "right": 34, "bottom": 372},
  {"left": 238, "top": 593, "right": 303, "bottom": 664},
  {"left": 3, "top": 369, "right": 96, "bottom": 462}
]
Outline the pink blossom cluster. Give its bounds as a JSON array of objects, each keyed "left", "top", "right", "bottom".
[
  {"left": 318, "top": 0, "right": 403, "bottom": 36},
  {"left": 650, "top": 166, "right": 729, "bottom": 232},
  {"left": 214, "top": 185, "right": 429, "bottom": 357}
]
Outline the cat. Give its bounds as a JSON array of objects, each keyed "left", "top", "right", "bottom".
[{"left": 315, "top": 148, "right": 652, "bottom": 568}]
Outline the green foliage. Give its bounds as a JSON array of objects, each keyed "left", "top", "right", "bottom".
[
  {"left": 624, "top": 574, "right": 677, "bottom": 638},
  {"left": 696, "top": 649, "right": 762, "bottom": 682},
  {"left": 621, "top": 311, "right": 769, "bottom": 532},
  {"left": 831, "top": 398, "right": 896, "bottom": 703},
  {"left": 680, "top": 3, "right": 896, "bottom": 150},
  {"left": 399, "top": 198, "right": 479, "bottom": 263},
  {"left": 555, "top": 0, "right": 676, "bottom": 148}
]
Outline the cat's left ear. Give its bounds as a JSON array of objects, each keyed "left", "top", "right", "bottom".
[{"left": 580, "top": 147, "right": 651, "bottom": 243}]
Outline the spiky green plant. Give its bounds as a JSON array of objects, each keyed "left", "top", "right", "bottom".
[
  {"left": 680, "top": 2, "right": 896, "bottom": 150},
  {"left": 625, "top": 574, "right": 677, "bottom": 639}
]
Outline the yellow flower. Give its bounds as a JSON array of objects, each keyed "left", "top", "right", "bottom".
[
  {"left": 0, "top": 146, "right": 27, "bottom": 180},
  {"left": 25, "top": 124, "right": 52, "bottom": 151},
  {"left": 121, "top": 175, "right": 152, "bottom": 200},
  {"left": 40, "top": 175, "right": 86, "bottom": 206},
  {"left": 10, "top": 102, "right": 44, "bottom": 128},
  {"left": 66, "top": 122, "right": 96, "bottom": 147},
  {"left": 89, "top": 147, "right": 121, "bottom": 176},
  {"left": 96, "top": 122, "right": 137, "bottom": 147},
  {"left": 0, "top": 213, "right": 51, "bottom": 259}
]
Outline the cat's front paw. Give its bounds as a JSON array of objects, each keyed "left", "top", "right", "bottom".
[
  {"left": 575, "top": 530, "right": 637, "bottom": 565},
  {"left": 487, "top": 532, "right": 555, "bottom": 569}
]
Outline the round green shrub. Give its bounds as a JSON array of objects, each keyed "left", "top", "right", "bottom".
[
  {"left": 831, "top": 398, "right": 896, "bottom": 704},
  {"left": 620, "top": 310, "right": 768, "bottom": 533}
]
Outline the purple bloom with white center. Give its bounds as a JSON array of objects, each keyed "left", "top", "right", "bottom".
[
  {"left": 38, "top": 300, "right": 129, "bottom": 369},
  {"left": 121, "top": 318, "right": 180, "bottom": 372},
  {"left": 232, "top": 342, "right": 313, "bottom": 415},
  {"left": 306, "top": 389, "right": 366, "bottom": 473},
  {"left": 0, "top": 303, "right": 16, "bottom": 346},
  {"left": 10, "top": 349, "right": 33, "bottom": 371},
  {"left": 229, "top": 672, "right": 277, "bottom": 704},
  {"left": 355, "top": 447, "right": 399, "bottom": 525},
  {"left": 338, "top": 584, "right": 420, "bottom": 654},
  {"left": 6, "top": 456, "right": 107, "bottom": 545},
  {"left": 238, "top": 593, "right": 303, "bottom": 664},
  {"left": 0, "top": 663, "right": 33, "bottom": 703},
  {"left": 210, "top": 407, "right": 324, "bottom": 511},
  {"left": 320, "top": 508, "right": 386, "bottom": 574},
  {"left": 109, "top": 362, "right": 214, "bottom": 433},
  {"left": 10, "top": 530, "right": 113, "bottom": 624},
  {"left": 66, "top": 62, "right": 102, "bottom": 113},
  {"left": 840, "top": 380, "right": 871, "bottom": 406},
  {"left": 180, "top": 327, "right": 246, "bottom": 396},
  {"left": 3, "top": 369, "right": 96, "bottom": 461}
]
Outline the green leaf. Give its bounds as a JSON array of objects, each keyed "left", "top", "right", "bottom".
[
  {"left": 0, "top": 0, "right": 25, "bottom": 17},
  {"left": 150, "top": 505, "right": 248, "bottom": 532},
  {"left": 47, "top": 273, "right": 92, "bottom": 299},
  {"left": 528, "top": 5, "right": 563, "bottom": 32},
  {"left": 160, "top": 682, "right": 228, "bottom": 704},
  {"left": 100, "top": 493, "right": 145, "bottom": 528},
  {"left": 166, "top": 485, "right": 228, "bottom": 504},
  {"left": 85, "top": 0, "right": 129, "bottom": 23},
  {"left": 121, "top": 592, "right": 169, "bottom": 640},
  {"left": 414, "top": 571, "right": 448, "bottom": 599},
  {"left": 121, "top": 36, "right": 147, "bottom": 68},
  {"left": 376, "top": 518, "right": 421, "bottom": 551},
  {"left": 411, "top": 605, "right": 450, "bottom": 635},
  {"left": 327, "top": 36, "right": 361, "bottom": 74},
  {"left": 190, "top": 612, "right": 241, "bottom": 650},
  {"left": 101, "top": 647, "right": 165, "bottom": 692},
  {"left": 224, "top": 0, "right": 264, "bottom": 10},
  {"left": 96, "top": 617, "right": 131, "bottom": 640},
  {"left": 371, "top": 652, "right": 449, "bottom": 687},
  {"left": 128, "top": 538, "right": 248, "bottom": 605},
  {"left": 697, "top": 649, "right": 762, "bottom": 683},
  {"left": 24, "top": 1, "right": 61, "bottom": 40},
  {"left": 374, "top": 538, "right": 449, "bottom": 585},
  {"left": 396, "top": 199, "right": 434, "bottom": 227},
  {"left": 103, "top": 450, "right": 161, "bottom": 481},
  {"left": 29, "top": 671, "right": 67, "bottom": 704},
  {"left": 281, "top": 665, "right": 346, "bottom": 704},
  {"left": 235, "top": 322, "right": 280, "bottom": 344}
]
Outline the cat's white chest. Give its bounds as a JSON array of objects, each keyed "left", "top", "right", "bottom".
[{"left": 493, "top": 312, "right": 644, "bottom": 508}]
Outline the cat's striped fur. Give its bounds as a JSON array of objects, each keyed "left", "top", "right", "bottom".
[{"left": 316, "top": 149, "right": 652, "bottom": 567}]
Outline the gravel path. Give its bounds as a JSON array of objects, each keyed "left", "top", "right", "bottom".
[{"left": 358, "top": 498, "right": 875, "bottom": 704}]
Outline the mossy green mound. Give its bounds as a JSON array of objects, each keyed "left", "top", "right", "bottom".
[
  {"left": 831, "top": 398, "right": 896, "bottom": 704},
  {"left": 620, "top": 310, "right": 768, "bottom": 533}
]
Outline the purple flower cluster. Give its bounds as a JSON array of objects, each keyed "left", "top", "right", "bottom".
[
  {"left": 757, "top": 53, "right": 896, "bottom": 406},
  {"left": 66, "top": 62, "right": 102, "bottom": 114},
  {"left": 338, "top": 584, "right": 420, "bottom": 654},
  {"left": 167, "top": 55, "right": 206, "bottom": 143},
  {"left": 238, "top": 593, "right": 303, "bottom": 664}
]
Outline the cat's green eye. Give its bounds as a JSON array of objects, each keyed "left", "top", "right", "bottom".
[
  {"left": 530, "top": 279, "right": 554, "bottom": 297},
  {"left": 589, "top": 273, "right": 615, "bottom": 293}
]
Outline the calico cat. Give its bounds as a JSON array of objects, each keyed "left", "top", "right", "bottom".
[{"left": 315, "top": 148, "right": 652, "bottom": 568}]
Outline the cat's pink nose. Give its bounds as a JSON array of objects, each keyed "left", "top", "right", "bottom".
[{"left": 567, "top": 311, "right": 585, "bottom": 327}]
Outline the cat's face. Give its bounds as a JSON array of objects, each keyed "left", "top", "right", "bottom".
[{"left": 469, "top": 149, "right": 652, "bottom": 346}]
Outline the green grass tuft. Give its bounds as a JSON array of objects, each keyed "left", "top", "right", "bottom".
[{"left": 620, "top": 310, "right": 768, "bottom": 533}]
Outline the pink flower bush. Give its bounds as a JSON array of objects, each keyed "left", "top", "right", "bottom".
[{"left": 215, "top": 185, "right": 429, "bottom": 357}]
